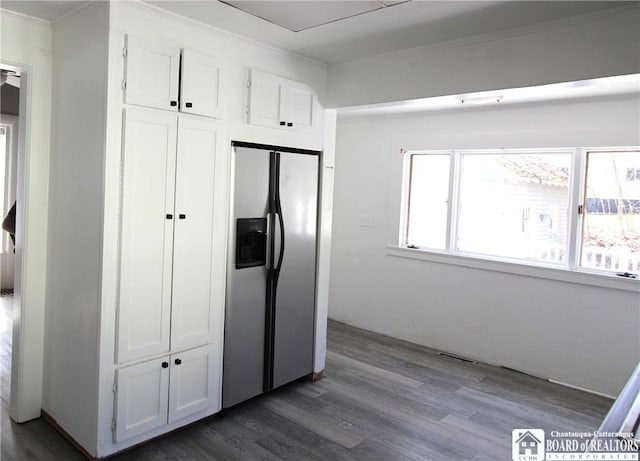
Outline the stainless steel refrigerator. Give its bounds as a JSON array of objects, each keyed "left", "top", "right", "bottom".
[{"left": 223, "top": 142, "right": 320, "bottom": 408}]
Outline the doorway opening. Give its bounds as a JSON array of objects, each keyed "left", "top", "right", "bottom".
[
  {"left": 0, "top": 63, "right": 25, "bottom": 424},
  {"left": 1, "top": 70, "right": 19, "bottom": 292}
]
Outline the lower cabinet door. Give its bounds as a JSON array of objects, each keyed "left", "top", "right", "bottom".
[
  {"left": 115, "top": 357, "right": 170, "bottom": 442},
  {"left": 115, "top": 345, "right": 219, "bottom": 442},
  {"left": 168, "top": 344, "right": 218, "bottom": 423}
]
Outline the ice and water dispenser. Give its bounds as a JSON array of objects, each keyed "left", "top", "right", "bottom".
[{"left": 235, "top": 218, "right": 267, "bottom": 269}]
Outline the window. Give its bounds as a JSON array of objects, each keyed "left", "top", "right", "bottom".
[
  {"left": 402, "top": 148, "right": 640, "bottom": 274},
  {"left": 405, "top": 152, "right": 450, "bottom": 249},
  {"left": 457, "top": 152, "right": 571, "bottom": 263},
  {"left": 582, "top": 152, "right": 640, "bottom": 271}
]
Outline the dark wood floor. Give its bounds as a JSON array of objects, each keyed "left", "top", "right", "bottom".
[{"left": 1, "top": 296, "right": 612, "bottom": 460}]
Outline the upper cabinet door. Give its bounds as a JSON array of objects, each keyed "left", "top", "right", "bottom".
[
  {"left": 248, "top": 69, "right": 284, "bottom": 129},
  {"left": 117, "top": 109, "right": 177, "bottom": 363},
  {"left": 284, "top": 81, "right": 314, "bottom": 133},
  {"left": 180, "top": 49, "right": 223, "bottom": 119},
  {"left": 124, "top": 35, "right": 180, "bottom": 111},
  {"left": 170, "top": 116, "right": 218, "bottom": 351}
]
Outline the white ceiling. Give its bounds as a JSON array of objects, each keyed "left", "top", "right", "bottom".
[
  {"left": 150, "top": 1, "right": 632, "bottom": 63},
  {"left": 220, "top": 0, "right": 411, "bottom": 32},
  {"left": 0, "top": 1, "right": 632, "bottom": 64},
  {"left": 0, "top": 0, "right": 82, "bottom": 21}
]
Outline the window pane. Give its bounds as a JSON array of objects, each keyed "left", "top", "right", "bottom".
[
  {"left": 581, "top": 151, "right": 640, "bottom": 272},
  {"left": 457, "top": 153, "right": 571, "bottom": 263},
  {"left": 406, "top": 154, "right": 450, "bottom": 249}
]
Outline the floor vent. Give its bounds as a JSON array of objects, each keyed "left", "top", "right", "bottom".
[
  {"left": 437, "top": 352, "right": 477, "bottom": 364},
  {"left": 0, "top": 289, "right": 13, "bottom": 297}
]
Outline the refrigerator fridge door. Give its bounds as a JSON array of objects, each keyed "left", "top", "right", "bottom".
[
  {"left": 271, "top": 152, "right": 318, "bottom": 389},
  {"left": 223, "top": 147, "right": 270, "bottom": 408}
]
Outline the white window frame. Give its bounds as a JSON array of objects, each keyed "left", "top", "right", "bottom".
[{"left": 390, "top": 146, "right": 640, "bottom": 293}]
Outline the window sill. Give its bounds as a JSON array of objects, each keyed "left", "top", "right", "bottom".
[{"left": 386, "top": 245, "right": 640, "bottom": 293}]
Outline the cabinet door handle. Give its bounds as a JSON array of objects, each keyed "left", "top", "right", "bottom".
[
  {"left": 170, "top": 100, "right": 177, "bottom": 107},
  {"left": 161, "top": 361, "right": 169, "bottom": 368},
  {"left": 166, "top": 214, "right": 173, "bottom": 220},
  {"left": 174, "top": 358, "right": 182, "bottom": 365},
  {"left": 185, "top": 102, "right": 193, "bottom": 108},
  {"left": 179, "top": 214, "right": 186, "bottom": 220},
  {"left": 279, "top": 121, "right": 286, "bottom": 126},
  {"left": 287, "top": 122, "right": 293, "bottom": 127}
]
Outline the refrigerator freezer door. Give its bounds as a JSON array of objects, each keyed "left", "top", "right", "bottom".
[
  {"left": 223, "top": 147, "right": 270, "bottom": 408},
  {"left": 272, "top": 152, "right": 319, "bottom": 389}
]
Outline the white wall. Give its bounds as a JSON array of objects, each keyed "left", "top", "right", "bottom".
[
  {"left": 44, "top": 3, "right": 109, "bottom": 450},
  {"left": 327, "top": 5, "right": 640, "bottom": 107},
  {"left": 330, "top": 96, "right": 640, "bottom": 397},
  {"left": 315, "top": 109, "right": 336, "bottom": 374},
  {"left": 0, "top": 9, "right": 52, "bottom": 422}
]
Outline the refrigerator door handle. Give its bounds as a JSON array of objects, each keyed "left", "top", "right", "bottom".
[
  {"left": 273, "top": 154, "right": 286, "bottom": 288},
  {"left": 265, "top": 212, "right": 271, "bottom": 270},
  {"left": 273, "top": 209, "right": 285, "bottom": 286},
  {"left": 264, "top": 152, "right": 278, "bottom": 392}
]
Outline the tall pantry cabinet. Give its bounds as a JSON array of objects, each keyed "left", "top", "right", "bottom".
[
  {"left": 45, "top": 3, "right": 227, "bottom": 457},
  {"left": 116, "top": 110, "right": 220, "bottom": 441},
  {"left": 114, "top": 36, "right": 224, "bottom": 443}
]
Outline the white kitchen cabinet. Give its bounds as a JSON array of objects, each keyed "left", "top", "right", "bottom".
[
  {"left": 248, "top": 69, "right": 315, "bottom": 132},
  {"left": 286, "top": 79, "right": 315, "bottom": 131},
  {"left": 168, "top": 345, "right": 219, "bottom": 423},
  {"left": 170, "top": 116, "right": 218, "bottom": 351},
  {"left": 117, "top": 109, "right": 219, "bottom": 363},
  {"left": 114, "top": 357, "right": 169, "bottom": 442},
  {"left": 180, "top": 49, "right": 223, "bottom": 119},
  {"left": 124, "top": 35, "right": 223, "bottom": 118},
  {"left": 124, "top": 35, "right": 180, "bottom": 111},
  {"left": 117, "top": 109, "right": 176, "bottom": 363},
  {"left": 115, "top": 344, "right": 218, "bottom": 442}
]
